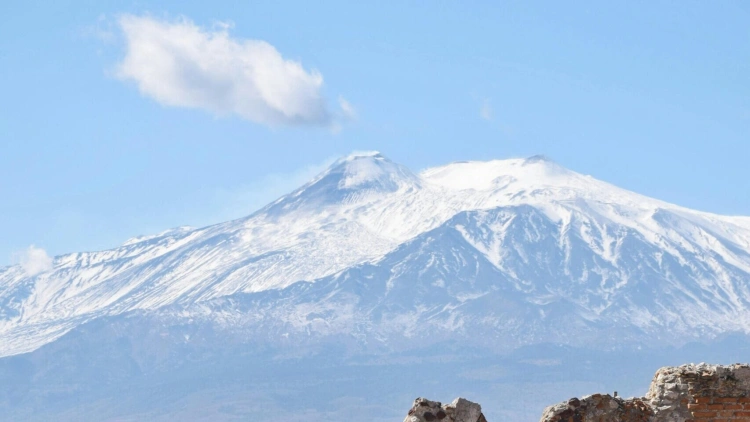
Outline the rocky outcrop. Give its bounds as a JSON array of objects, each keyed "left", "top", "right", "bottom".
[
  {"left": 403, "top": 397, "right": 488, "bottom": 422},
  {"left": 539, "top": 363, "right": 750, "bottom": 422},
  {"left": 538, "top": 394, "right": 652, "bottom": 422}
]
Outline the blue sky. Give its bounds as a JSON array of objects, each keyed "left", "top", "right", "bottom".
[{"left": 1, "top": 0, "right": 749, "bottom": 266}]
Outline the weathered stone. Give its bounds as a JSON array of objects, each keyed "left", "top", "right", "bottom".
[
  {"left": 403, "top": 397, "right": 487, "bottom": 422},
  {"left": 405, "top": 364, "right": 750, "bottom": 422},
  {"left": 539, "top": 363, "right": 750, "bottom": 422},
  {"left": 539, "top": 393, "right": 652, "bottom": 422},
  {"left": 451, "top": 398, "right": 483, "bottom": 422}
]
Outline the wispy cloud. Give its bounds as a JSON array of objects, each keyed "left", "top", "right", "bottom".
[
  {"left": 13, "top": 245, "right": 54, "bottom": 276},
  {"left": 211, "top": 156, "right": 338, "bottom": 221},
  {"left": 80, "top": 14, "right": 116, "bottom": 43},
  {"left": 338, "top": 96, "right": 357, "bottom": 120},
  {"left": 114, "top": 14, "right": 348, "bottom": 128},
  {"left": 480, "top": 99, "right": 492, "bottom": 121}
]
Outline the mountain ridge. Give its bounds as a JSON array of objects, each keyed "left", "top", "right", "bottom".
[{"left": 1, "top": 153, "right": 750, "bottom": 357}]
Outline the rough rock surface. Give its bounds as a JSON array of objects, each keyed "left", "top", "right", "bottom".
[
  {"left": 403, "top": 397, "right": 488, "bottom": 422},
  {"left": 538, "top": 394, "right": 652, "bottom": 422},
  {"left": 539, "top": 363, "right": 750, "bottom": 422},
  {"left": 647, "top": 363, "right": 750, "bottom": 422}
]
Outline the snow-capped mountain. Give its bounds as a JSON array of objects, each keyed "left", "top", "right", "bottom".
[{"left": 2, "top": 152, "right": 750, "bottom": 357}]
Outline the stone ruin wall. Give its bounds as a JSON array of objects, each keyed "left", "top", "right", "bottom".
[
  {"left": 403, "top": 364, "right": 750, "bottom": 422},
  {"left": 540, "top": 363, "right": 750, "bottom": 422}
]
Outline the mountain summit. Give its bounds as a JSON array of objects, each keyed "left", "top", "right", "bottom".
[
  {"left": 262, "top": 151, "right": 421, "bottom": 214},
  {"left": 1, "top": 153, "right": 750, "bottom": 357}
]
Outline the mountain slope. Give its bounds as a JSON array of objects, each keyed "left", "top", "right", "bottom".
[{"left": 1, "top": 152, "right": 750, "bottom": 357}]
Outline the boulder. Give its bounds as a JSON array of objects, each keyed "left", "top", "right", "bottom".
[{"left": 403, "top": 397, "right": 487, "bottom": 422}]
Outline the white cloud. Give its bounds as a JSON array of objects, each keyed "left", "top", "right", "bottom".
[
  {"left": 480, "top": 99, "right": 492, "bottom": 121},
  {"left": 14, "top": 245, "right": 54, "bottom": 276},
  {"left": 115, "top": 14, "right": 343, "bottom": 127}
]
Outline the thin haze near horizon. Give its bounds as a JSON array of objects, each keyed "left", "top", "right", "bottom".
[{"left": 1, "top": 1, "right": 749, "bottom": 266}]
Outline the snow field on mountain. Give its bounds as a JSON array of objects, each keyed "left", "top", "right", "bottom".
[{"left": 1, "top": 152, "right": 750, "bottom": 357}]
